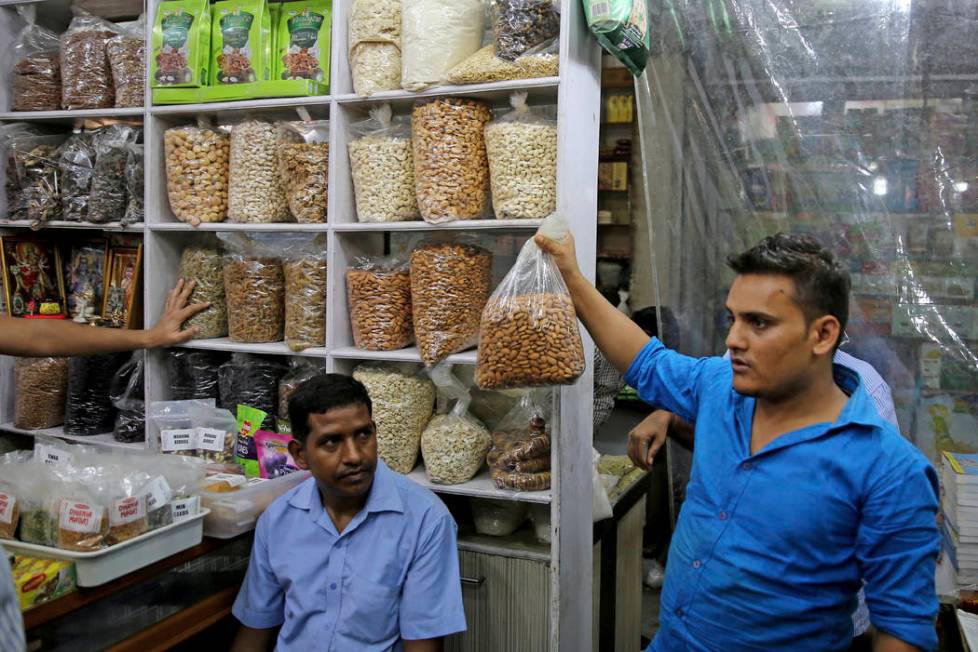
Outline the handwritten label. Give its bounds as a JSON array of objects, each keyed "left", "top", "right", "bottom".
[
  {"left": 35, "top": 444, "right": 72, "bottom": 466},
  {"left": 161, "top": 428, "right": 197, "bottom": 452},
  {"left": 59, "top": 500, "right": 105, "bottom": 534},
  {"left": 170, "top": 496, "right": 200, "bottom": 521},
  {"left": 0, "top": 492, "right": 16, "bottom": 524},
  {"left": 109, "top": 496, "right": 147, "bottom": 526},
  {"left": 140, "top": 476, "right": 173, "bottom": 511},
  {"left": 197, "top": 428, "right": 228, "bottom": 452}
]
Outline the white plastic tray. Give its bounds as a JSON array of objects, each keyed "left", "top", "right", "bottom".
[{"left": 0, "top": 509, "right": 209, "bottom": 587}]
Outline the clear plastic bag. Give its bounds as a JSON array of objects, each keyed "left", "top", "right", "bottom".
[
  {"left": 138, "top": 454, "right": 206, "bottom": 530},
  {"left": 9, "top": 6, "right": 62, "bottom": 112},
  {"left": 347, "top": 255, "right": 413, "bottom": 351},
  {"left": 64, "top": 353, "right": 131, "bottom": 436},
  {"left": 421, "top": 364, "right": 491, "bottom": 485},
  {"left": 349, "top": 105, "right": 419, "bottom": 223},
  {"left": 277, "top": 121, "right": 329, "bottom": 224},
  {"left": 277, "top": 359, "right": 325, "bottom": 433},
  {"left": 16, "top": 461, "right": 59, "bottom": 546},
  {"left": 123, "top": 143, "right": 144, "bottom": 225},
  {"left": 490, "top": 0, "right": 559, "bottom": 61},
  {"left": 194, "top": 407, "right": 238, "bottom": 465},
  {"left": 103, "top": 464, "right": 150, "bottom": 545},
  {"left": 0, "top": 452, "right": 32, "bottom": 539},
  {"left": 58, "top": 130, "right": 96, "bottom": 222},
  {"left": 282, "top": 236, "right": 327, "bottom": 352},
  {"left": 14, "top": 357, "right": 68, "bottom": 430},
  {"left": 12, "top": 134, "right": 65, "bottom": 227},
  {"left": 447, "top": 43, "right": 558, "bottom": 84},
  {"left": 56, "top": 480, "right": 109, "bottom": 552},
  {"left": 179, "top": 242, "right": 228, "bottom": 339},
  {"left": 400, "top": 0, "right": 484, "bottom": 91},
  {"left": 88, "top": 124, "right": 137, "bottom": 224},
  {"left": 353, "top": 362, "right": 436, "bottom": 474},
  {"left": 163, "top": 122, "right": 230, "bottom": 225},
  {"left": 218, "top": 353, "right": 287, "bottom": 431},
  {"left": 348, "top": 0, "right": 401, "bottom": 95},
  {"left": 412, "top": 97, "right": 493, "bottom": 223},
  {"left": 487, "top": 393, "right": 551, "bottom": 472},
  {"left": 60, "top": 8, "right": 118, "bottom": 110},
  {"left": 2, "top": 123, "right": 44, "bottom": 220},
  {"left": 109, "top": 352, "right": 145, "bottom": 444},
  {"left": 228, "top": 119, "right": 290, "bottom": 224},
  {"left": 218, "top": 233, "right": 285, "bottom": 343},
  {"left": 106, "top": 17, "right": 146, "bottom": 108},
  {"left": 167, "top": 349, "right": 228, "bottom": 401},
  {"left": 410, "top": 240, "right": 493, "bottom": 366},
  {"left": 147, "top": 399, "right": 213, "bottom": 456},
  {"left": 476, "top": 214, "right": 585, "bottom": 388},
  {"left": 485, "top": 93, "right": 557, "bottom": 219},
  {"left": 470, "top": 497, "right": 527, "bottom": 536}
]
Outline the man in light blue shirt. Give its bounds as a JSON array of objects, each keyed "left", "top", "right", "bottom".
[
  {"left": 536, "top": 231, "right": 939, "bottom": 651},
  {"left": 231, "top": 374, "right": 466, "bottom": 652}
]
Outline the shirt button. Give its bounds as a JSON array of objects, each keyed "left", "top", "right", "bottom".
[
  {"left": 741, "top": 461, "right": 753, "bottom": 470},
  {"left": 719, "top": 511, "right": 728, "bottom": 521},
  {"left": 675, "top": 607, "right": 684, "bottom": 617},
  {"left": 330, "top": 583, "right": 337, "bottom": 590},
  {"left": 692, "top": 560, "right": 701, "bottom": 569}
]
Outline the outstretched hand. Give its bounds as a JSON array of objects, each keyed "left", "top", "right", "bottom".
[{"left": 146, "top": 279, "right": 210, "bottom": 348}]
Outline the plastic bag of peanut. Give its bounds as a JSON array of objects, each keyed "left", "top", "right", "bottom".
[
  {"left": 410, "top": 241, "right": 493, "bottom": 366},
  {"left": 347, "top": 255, "right": 413, "bottom": 351},
  {"left": 476, "top": 214, "right": 585, "bottom": 389}
]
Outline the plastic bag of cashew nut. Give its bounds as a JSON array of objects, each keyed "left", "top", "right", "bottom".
[
  {"left": 228, "top": 118, "right": 291, "bottom": 224},
  {"left": 277, "top": 120, "right": 329, "bottom": 224},
  {"left": 485, "top": 93, "right": 557, "bottom": 219},
  {"left": 476, "top": 214, "right": 586, "bottom": 389},
  {"left": 348, "top": 0, "right": 402, "bottom": 96},
  {"left": 349, "top": 104, "right": 419, "bottom": 223},
  {"left": 410, "top": 239, "right": 493, "bottom": 367},
  {"left": 421, "top": 363, "right": 491, "bottom": 485},
  {"left": 217, "top": 232, "right": 285, "bottom": 344},
  {"left": 281, "top": 234, "right": 327, "bottom": 352},
  {"left": 347, "top": 254, "right": 413, "bottom": 351}
]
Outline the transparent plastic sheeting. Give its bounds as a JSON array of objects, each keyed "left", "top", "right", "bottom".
[{"left": 634, "top": 0, "right": 978, "bottom": 467}]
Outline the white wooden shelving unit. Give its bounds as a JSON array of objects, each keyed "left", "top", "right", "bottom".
[{"left": 0, "top": 0, "right": 601, "bottom": 646}]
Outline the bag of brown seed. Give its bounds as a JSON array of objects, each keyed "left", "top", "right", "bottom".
[
  {"left": 60, "top": 8, "right": 119, "bottom": 110},
  {"left": 347, "top": 255, "right": 414, "bottom": 351},
  {"left": 218, "top": 233, "right": 285, "bottom": 344},
  {"left": 281, "top": 234, "right": 327, "bottom": 352},
  {"left": 8, "top": 6, "right": 62, "bottom": 112},
  {"left": 14, "top": 356, "right": 69, "bottom": 430},
  {"left": 475, "top": 213, "right": 585, "bottom": 389},
  {"left": 106, "top": 16, "right": 147, "bottom": 108},
  {"left": 179, "top": 241, "right": 228, "bottom": 339},
  {"left": 277, "top": 120, "right": 329, "bottom": 224}
]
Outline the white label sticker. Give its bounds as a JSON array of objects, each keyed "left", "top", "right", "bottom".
[
  {"left": 161, "top": 428, "right": 197, "bottom": 452},
  {"left": 196, "top": 428, "right": 228, "bottom": 452},
  {"left": 59, "top": 500, "right": 105, "bottom": 534},
  {"left": 140, "top": 476, "right": 174, "bottom": 511},
  {"left": 170, "top": 496, "right": 200, "bottom": 521},
  {"left": 247, "top": 477, "right": 269, "bottom": 486},
  {"left": 0, "top": 492, "right": 16, "bottom": 525},
  {"left": 109, "top": 496, "right": 146, "bottom": 526},
  {"left": 207, "top": 473, "right": 246, "bottom": 488},
  {"left": 35, "top": 444, "right": 72, "bottom": 466}
]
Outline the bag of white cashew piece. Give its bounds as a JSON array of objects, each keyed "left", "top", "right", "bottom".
[
  {"left": 348, "top": 104, "right": 419, "bottom": 223},
  {"left": 421, "top": 363, "right": 491, "bottom": 485},
  {"left": 277, "top": 120, "right": 329, "bottom": 224},
  {"left": 447, "top": 41, "right": 559, "bottom": 85},
  {"left": 400, "top": 0, "right": 484, "bottom": 91},
  {"left": 348, "top": 0, "right": 402, "bottom": 96},
  {"left": 485, "top": 93, "right": 557, "bottom": 219},
  {"left": 228, "top": 118, "right": 291, "bottom": 224},
  {"left": 352, "top": 362, "right": 436, "bottom": 474}
]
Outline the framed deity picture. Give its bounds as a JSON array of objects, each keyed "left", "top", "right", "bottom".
[
  {"left": 0, "top": 236, "right": 68, "bottom": 319},
  {"left": 66, "top": 240, "right": 109, "bottom": 323},
  {"left": 102, "top": 244, "right": 143, "bottom": 329}
]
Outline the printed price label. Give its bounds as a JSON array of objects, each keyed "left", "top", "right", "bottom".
[
  {"left": 197, "top": 428, "right": 228, "bottom": 452},
  {"left": 59, "top": 500, "right": 105, "bottom": 534},
  {"left": 35, "top": 444, "right": 72, "bottom": 466},
  {"left": 0, "top": 492, "right": 16, "bottom": 525},
  {"left": 247, "top": 477, "right": 269, "bottom": 486},
  {"left": 170, "top": 496, "right": 200, "bottom": 522},
  {"left": 140, "top": 476, "right": 174, "bottom": 511},
  {"left": 161, "top": 428, "right": 197, "bottom": 452},
  {"left": 110, "top": 496, "right": 147, "bottom": 526}
]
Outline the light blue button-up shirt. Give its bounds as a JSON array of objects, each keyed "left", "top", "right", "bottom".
[
  {"left": 626, "top": 338, "right": 940, "bottom": 652},
  {"left": 232, "top": 460, "right": 466, "bottom": 651}
]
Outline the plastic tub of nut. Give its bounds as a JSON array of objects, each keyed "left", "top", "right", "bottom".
[{"left": 200, "top": 472, "right": 310, "bottom": 539}]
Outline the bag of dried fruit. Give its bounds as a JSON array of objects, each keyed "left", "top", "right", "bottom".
[
  {"left": 475, "top": 213, "right": 585, "bottom": 389},
  {"left": 217, "top": 232, "right": 285, "bottom": 344},
  {"left": 487, "top": 392, "right": 552, "bottom": 492},
  {"left": 421, "top": 363, "right": 491, "bottom": 485},
  {"left": 277, "top": 120, "right": 329, "bottom": 224},
  {"left": 280, "top": 234, "right": 327, "bottom": 352},
  {"left": 8, "top": 5, "right": 62, "bottom": 112}
]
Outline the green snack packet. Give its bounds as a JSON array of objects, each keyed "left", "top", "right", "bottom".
[
  {"left": 276, "top": 0, "right": 331, "bottom": 84},
  {"left": 211, "top": 0, "right": 273, "bottom": 85},
  {"left": 583, "top": 0, "right": 651, "bottom": 76},
  {"left": 236, "top": 404, "right": 268, "bottom": 478},
  {"left": 152, "top": 0, "right": 212, "bottom": 87}
]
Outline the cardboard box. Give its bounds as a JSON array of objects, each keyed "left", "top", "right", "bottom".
[{"left": 12, "top": 556, "right": 77, "bottom": 611}]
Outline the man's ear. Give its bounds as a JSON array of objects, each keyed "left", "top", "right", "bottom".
[
  {"left": 288, "top": 438, "right": 309, "bottom": 471},
  {"left": 811, "top": 315, "right": 842, "bottom": 356}
]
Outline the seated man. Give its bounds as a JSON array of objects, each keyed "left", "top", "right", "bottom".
[{"left": 231, "top": 374, "right": 466, "bottom": 652}]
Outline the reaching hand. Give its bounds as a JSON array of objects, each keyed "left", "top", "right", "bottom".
[
  {"left": 627, "top": 410, "right": 672, "bottom": 470},
  {"left": 146, "top": 279, "right": 210, "bottom": 348},
  {"left": 534, "top": 230, "right": 581, "bottom": 280}
]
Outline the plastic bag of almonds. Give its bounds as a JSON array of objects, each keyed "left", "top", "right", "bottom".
[
  {"left": 349, "top": 0, "right": 401, "bottom": 96},
  {"left": 347, "top": 255, "right": 413, "bottom": 351},
  {"left": 60, "top": 9, "right": 117, "bottom": 110},
  {"left": 411, "top": 240, "right": 493, "bottom": 366},
  {"left": 282, "top": 236, "right": 327, "bottom": 352},
  {"left": 277, "top": 121, "right": 329, "bottom": 224},
  {"left": 420, "top": 364, "right": 491, "bottom": 485},
  {"left": 447, "top": 44, "right": 558, "bottom": 85},
  {"left": 353, "top": 363, "right": 436, "bottom": 474},
  {"left": 14, "top": 357, "right": 68, "bottom": 430},
  {"left": 485, "top": 93, "right": 557, "bottom": 219},
  {"left": 180, "top": 242, "right": 228, "bottom": 339},
  {"left": 218, "top": 232, "right": 285, "bottom": 343},
  {"left": 476, "top": 214, "right": 585, "bottom": 389},
  {"left": 88, "top": 124, "right": 137, "bottom": 224},
  {"left": 412, "top": 97, "right": 492, "bottom": 223},
  {"left": 163, "top": 122, "right": 230, "bottom": 226},
  {"left": 106, "top": 18, "right": 146, "bottom": 109},
  {"left": 490, "top": 0, "right": 560, "bottom": 61},
  {"left": 228, "top": 119, "right": 290, "bottom": 224},
  {"left": 349, "top": 104, "right": 419, "bottom": 223},
  {"left": 9, "top": 7, "right": 62, "bottom": 112}
]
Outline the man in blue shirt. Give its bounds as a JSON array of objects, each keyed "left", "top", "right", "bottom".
[
  {"left": 231, "top": 374, "right": 466, "bottom": 652},
  {"left": 535, "top": 231, "right": 939, "bottom": 651}
]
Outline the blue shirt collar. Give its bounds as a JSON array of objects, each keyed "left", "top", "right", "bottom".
[
  {"left": 830, "top": 363, "right": 881, "bottom": 431},
  {"left": 288, "top": 459, "right": 405, "bottom": 517}
]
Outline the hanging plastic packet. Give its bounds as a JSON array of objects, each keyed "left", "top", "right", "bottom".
[
  {"left": 348, "top": 105, "right": 419, "bottom": 223},
  {"left": 8, "top": 5, "right": 62, "bottom": 112},
  {"left": 347, "top": 254, "right": 414, "bottom": 351},
  {"left": 109, "top": 352, "right": 146, "bottom": 443},
  {"left": 421, "top": 363, "right": 492, "bottom": 485},
  {"left": 583, "top": 0, "right": 650, "bottom": 76},
  {"left": 476, "top": 213, "right": 586, "bottom": 389},
  {"left": 277, "top": 120, "right": 329, "bottom": 224}
]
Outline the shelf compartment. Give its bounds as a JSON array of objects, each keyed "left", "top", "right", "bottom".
[
  {"left": 175, "top": 338, "right": 327, "bottom": 358},
  {"left": 407, "top": 467, "right": 551, "bottom": 504},
  {"left": 0, "top": 423, "right": 144, "bottom": 451},
  {"left": 330, "top": 345, "right": 477, "bottom": 365},
  {"left": 0, "top": 220, "right": 144, "bottom": 232},
  {"left": 0, "top": 107, "right": 144, "bottom": 122}
]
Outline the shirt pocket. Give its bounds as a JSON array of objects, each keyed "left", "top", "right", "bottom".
[{"left": 342, "top": 577, "right": 400, "bottom": 644}]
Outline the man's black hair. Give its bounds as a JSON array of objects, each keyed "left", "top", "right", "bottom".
[
  {"left": 727, "top": 233, "right": 851, "bottom": 348},
  {"left": 288, "top": 373, "right": 373, "bottom": 445}
]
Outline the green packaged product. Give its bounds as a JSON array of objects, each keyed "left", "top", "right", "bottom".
[
  {"left": 276, "top": 0, "right": 331, "bottom": 83},
  {"left": 582, "top": 0, "right": 650, "bottom": 76},
  {"left": 152, "top": 0, "right": 212, "bottom": 87},
  {"left": 211, "top": 0, "right": 272, "bottom": 85}
]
